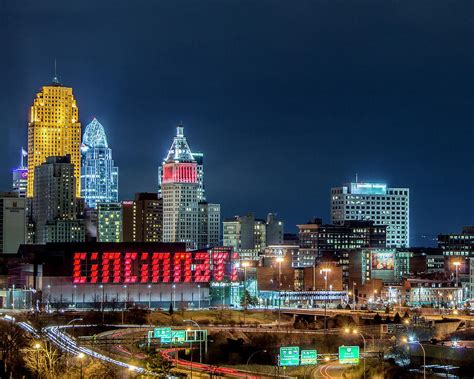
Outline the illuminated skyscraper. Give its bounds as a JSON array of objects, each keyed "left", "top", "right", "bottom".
[
  {"left": 12, "top": 148, "right": 28, "bottom": 198},
  {"left": 161, "top": 125, "right": 199, "bottom": 249},
  {"left": 27, "top": 76, "right": 81, "bottom": 197},
  {"left": 331, "top": 182, "right": 409, "bottom": 247},
  {"left": 160, "top": 124, "right": 220, "bottom": 249},
  {"left": 80, "top": 118, "right": 118, "bottom": 208},
  {"left": 97, "top": 202, "right": 122, "bottom": 242}
]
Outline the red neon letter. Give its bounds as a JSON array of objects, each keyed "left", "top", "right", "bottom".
[
  {"left": 102, "top": 252, "right": 121, "bottom": 283},
  {"left": 212, "top": 252, "right": 229, "bottom": 282},
  {"left": 73, "top": 252, "right": 87, "bottom": 284},
  {"left": 90, "top": 252, "right": 99, "bottom": 283},
  {"left": 151, "top": 253, "right": 171, "bottom": 283},
  {"left": 174, "top": 252, "right": 192, "bottom": 282},
  {"left": 124, "top": 252, "right": 138, "bottom": 283},
  {"left": 140, "top": 252, "right": 149, "bottom": 283},
  {"left": 194, "top": 252, "right": 211, "bottom": 282}
]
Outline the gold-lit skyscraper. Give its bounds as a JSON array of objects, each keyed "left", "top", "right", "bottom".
[{"left": 27, "top": 78, "right": 81, "bottom": 197}]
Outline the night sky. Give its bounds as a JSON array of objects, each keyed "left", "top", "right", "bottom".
[{"left": 1, "top": 1, "right": 472, "bottom": 246}]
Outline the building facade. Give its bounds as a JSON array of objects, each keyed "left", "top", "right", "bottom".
[
  {"left": 0, "top": 192, "right": 26, "bottom": 254},
  {"left": 12, "top": 148, "right": 28, "bottom": 198},
  {"left": 331, "top": 182, "right": 409, "bottom": 247},
  {"left": 81, "top": 118, "right": 118, "bottom": 209},
  {"left": 438, "top": 226, "right": 474, "bottom": 257},
  {"left": 198, "top": 202, "right": 221, "bottom": 248},
  {"left": 122, "top": 193, "right": 162, "bottom": 242},
  {"left": 223, "top": 213, "right": 283, "bottom": 261},
  {"left": 297, "top": 219, "right": 386, "bottom": 264},
  {"left": 160, "top": 125, "right": 220, "bottom": 250},
  {"left": 32, "top": 155, "right": 85, "bottom": 243},
  {"left": 27, "top": 78, "right": 81, "bottom": 197},
  {"left": 97, "top": 202, "right": 122, "bottom": 242}
]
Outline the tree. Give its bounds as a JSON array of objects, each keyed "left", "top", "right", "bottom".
[
  {"left": 0, "top": 322, "right": 29, "bottom": 377},
  {"left": 169, "top": 303, "right": 174, "bottom": 315},
  {"left": 393, "top": 312, "right": 401, "bottom": 323},
  {"left": 22, "top": 341, "right": 65, "bottom": 379},
  {"left": 385, "top": 305, "right": 390, "bottom": 314},
  {"left": 145, "top": 351, "right": 174, "bottom": 377},
  {"left": 373, "top": 313, "right": 382, "bottom": 324},
  {"left": 345, "top": 304, "right": 351, "bottom": 310},
  {"left": 402, "top": 311, "right": 410, "bottom": 320},
  {"left": 240, "top": 290, "right": 258, "bottom": 310}
]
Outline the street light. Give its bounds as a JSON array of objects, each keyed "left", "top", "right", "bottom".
[
  {"left": 246, "top": 349, "right": 267, "bottom": 367},
  {"left": 172, "top": 284, "right": 176, "bottom": 309},
  {"left": 320, "top": 267, "right": 331, "bottom": 332},
  {"left": 147, "top": 284, "right": 152, "bottom": 309},
  {"left": 197, "top": 284, "right": 201, "bottom": 309},
  {"left": 34, "top": 343, "right": 41, "bottom": 377},
  {"left": 275, "top": 257, "right": 284, "bottom": 329},
  {"left": 401, "top": 337, "right": 426, "bottom": 379},
  {"left": 344, "top": 328, "right": 366, "bottom": 379},
  {"left": 184, "top": 319, "right": 205, "bottom": 363},
  {"left": 77, "top": 352, "right": 85, "bottom": 379},
  {"left": 453, "top": 261, "right": 461, "bottom": 307},
  {"left": 99, "top": 285, "right": 105, "bottom": 323}
]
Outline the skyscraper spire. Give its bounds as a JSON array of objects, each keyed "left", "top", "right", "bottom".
[{"left": 52, "top": 58, "right": 60, "bottom": 85}]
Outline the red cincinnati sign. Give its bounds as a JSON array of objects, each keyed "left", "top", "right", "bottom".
[{"left": 73, "top": 250, "right": 238, "bottom": 284}]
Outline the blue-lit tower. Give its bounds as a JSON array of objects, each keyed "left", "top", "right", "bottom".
[{"left": 81, "top": 118, "right": 118, "bottom": 208}]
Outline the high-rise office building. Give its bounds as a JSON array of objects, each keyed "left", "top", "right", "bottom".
[
  {"left": 331, "top": 182, "right": 409, "bottom": 247},
  {"left": 0, "top": 192, "right": 26, "bottom": 253},
  {"left": 161, "top": 125, "right": 199, "bottom": 249},
  {"left": 27, "top": 77, "right": 81, "bottom": 197},
  {"left": 223, "top": 213, "right": 284, "bottom": 261},
  {"left": 122, "top": 193, "right": 163, "bottom": 242},
  {"left": 32, "top": 155, "right": 85, "bottom": 243},
  {"left": 438, "top": 226, "right": 474, "bottom": 257},
  {"left": 159, "top": 125, "right": 220, "bottom": 250},
  {"left": 265, "top": 213, "right": 284, "bottom": 245},
  {"left": 198, "top": 202, "right": 221, "bottom": 248},
  {"left": 12, "top": 148, "right": 28, "bottom": 198},
  {"left": 97, "top": 202, "right": 122, "bottom": 242},
  {"left": 81, "top": 118, "right": 118, "bottom": 209}
]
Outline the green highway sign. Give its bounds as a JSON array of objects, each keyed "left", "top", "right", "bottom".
[
  {"left": 300, "top": 350, "right": 317, "bottom": 365},
  {"left": 185, "top": 329, "right": 207, "bottom": 342},
  {"left": 171, "top": 330, "right": 186, "bottom": 344},
  {"left": 153, "top": 327, "right": 171, "bottom": 339},
  {"left": 279, "top": 346, "right": 300, "bottom": 366},
  {"left": 339, "top": 346, "right": 360, "bottom": 364}
]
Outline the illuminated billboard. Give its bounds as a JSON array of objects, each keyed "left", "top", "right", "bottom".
[
  {"left": 371, "top": 252, "right": 394, "bottom": 271},
  {"left": 350, "top": 183, "right": 386, "bottom": 195},
  {"left": 73, "top": 249, "right": 238, "bottom": 284}
]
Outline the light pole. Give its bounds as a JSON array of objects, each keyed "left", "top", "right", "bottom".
[
  {"left": 34, "top": 342, "right": 41, "bottom": 377},
  {"left": 344, "top": 328, "right": 366, "bottom": 379},
  {"left": 246, "top": 349, "right": 267, "bottom": 368},
  {"left": 148, "top": 284, "right": 152, "bottom": 309},
  {"left": 197, "top": 284, "right": 201, "bottom": 309},
  {"left": 320, "top": 268, "right": 331, "bottom": 332},
  {"left": 77, "top": 352, "right": 85, "bottom": 379},
  {"left": 100, "top": 285, "right": 105, "bottom": 323},
  {"left": 352, "top": 282, "right": 356, "bottom": 310},
  {"left": 241, "top": 261, "right": 250, "bottom": 325},
  {"left": 172, "top": 284, "right": 176, "bottom": 309},
  {"left": 184, "top": 319, "right": 204, "bottom": 363},
  {"left": 402, "top": 337, "right": 426, "bottom": 379},
  {"left": 67, "top": 318, "right": 83, "bottom": 338},
  {"left": 276, "top": 257, "right": 284, "bottom": 329},
  {"left": 453, "top": 261, "right": 461, "bottom": 307}
]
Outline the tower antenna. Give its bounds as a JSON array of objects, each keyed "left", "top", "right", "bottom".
[
  {"left": 52, "top": 58, "right": 59, "bottom": 84},
  {"left": 355, "top": 173, "right": 358, "bottom": 183}
]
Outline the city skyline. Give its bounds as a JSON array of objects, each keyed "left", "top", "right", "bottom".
[{"left": 1, "top": 1, "right": 472, "bottom": 246}]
